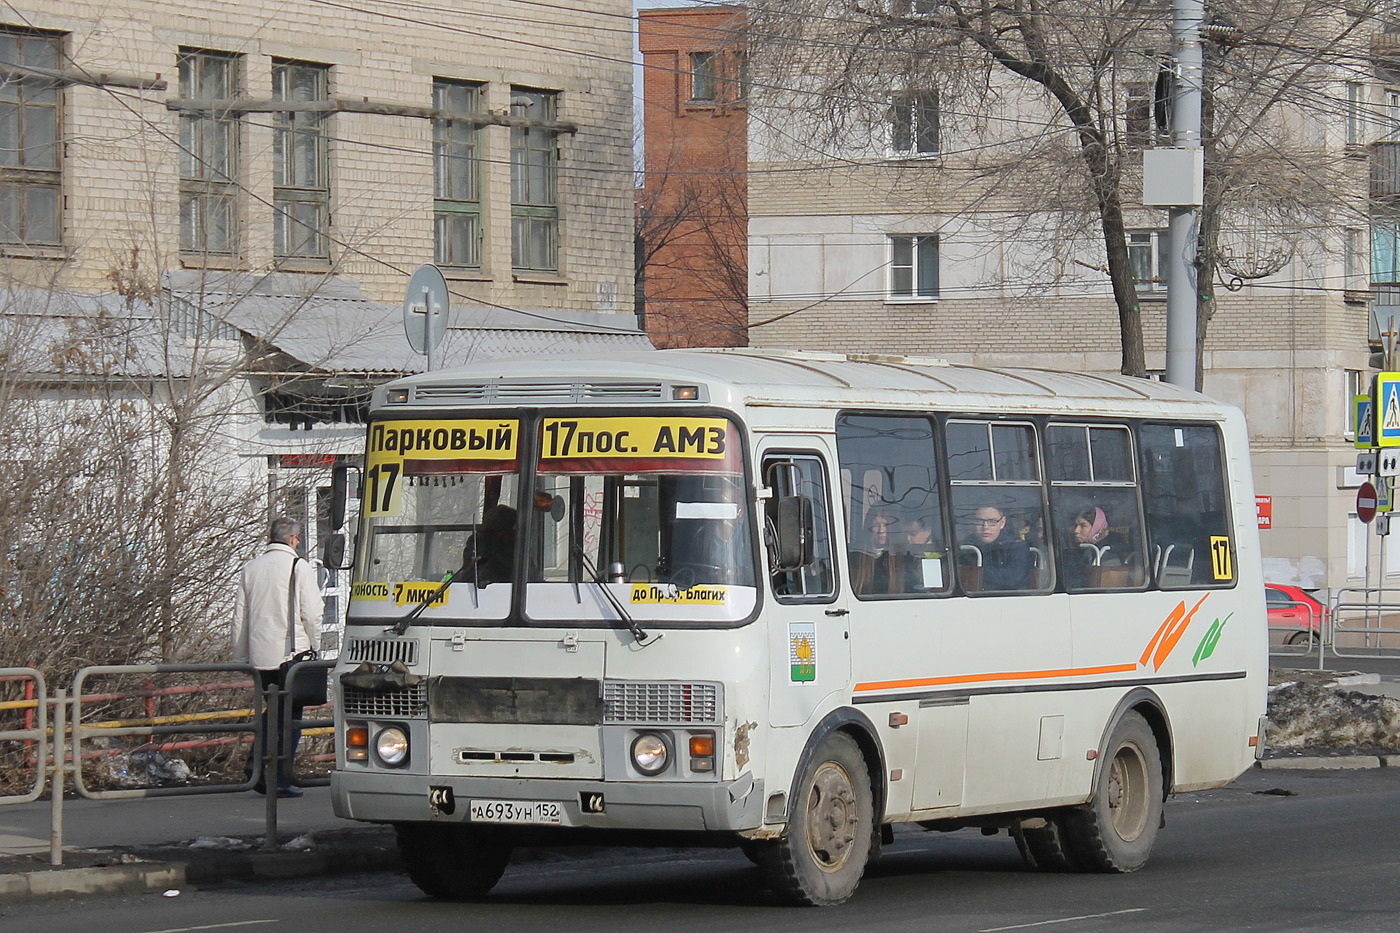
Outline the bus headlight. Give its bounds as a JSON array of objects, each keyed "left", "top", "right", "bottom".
[
  {"left": 375, "top": 726, "right": 410, "bottom": 767},
  {"left": 631, "top": 732, "right": 670, "bottom": 775}
]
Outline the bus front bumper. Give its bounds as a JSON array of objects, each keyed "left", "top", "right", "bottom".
[{"left": 332, "top": 770, "right": 766, "bottom": 833}]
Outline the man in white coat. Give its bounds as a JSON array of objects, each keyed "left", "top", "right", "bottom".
[{"left": 232, "top": 516, "right": 323, "bottom": 797}]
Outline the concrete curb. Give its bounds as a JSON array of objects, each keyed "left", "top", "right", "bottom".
[
  {"left": 0, "top": 830, "right": 402, "bottom": 905},
  {"left": 1256, "top": 755, "right": 1397, "bottom": 770},
  {"left": 0, "top": 861, "right": 184, "bottom": 904}
]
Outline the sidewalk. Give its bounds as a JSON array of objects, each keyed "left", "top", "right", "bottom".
[{"left": 0, "top": 786, "right": 399, "bottom": 903}]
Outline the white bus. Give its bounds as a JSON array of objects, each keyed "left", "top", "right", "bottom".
[{"left": 329, "top": 349, "right": 1267, "bottom": 906}]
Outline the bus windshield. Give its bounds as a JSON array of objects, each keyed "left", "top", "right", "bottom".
[
  {"left": 352, "top": 418, "right": 521, "bottom": 622},
  {"left": 525, "top": 414, "right": 757, "bottom": 624}
]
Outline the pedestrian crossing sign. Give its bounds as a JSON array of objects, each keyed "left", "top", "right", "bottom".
[
  {"left": 1356, "top": 394, "right": 1375, "bottom": 449},
  {"left": 1377, "top": 373, "right": 1400, "bottom": 448}
]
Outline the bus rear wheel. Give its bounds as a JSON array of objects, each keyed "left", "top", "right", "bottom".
[
  {"left": 395, "top": 822, "right": 512, "bottom": 898},
  {"left": 765, "top": 732, "right": 873, "bottom": 906},
  {"left": 1063, "top": 711, "right": 1163, "bottom": 872},
  {"left": 1013, "top": 811, "right": 1080, "bottom": 871}
]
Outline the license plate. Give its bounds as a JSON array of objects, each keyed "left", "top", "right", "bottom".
[{"left": 468, "top": 799, "right": 564, "bottom": 825}]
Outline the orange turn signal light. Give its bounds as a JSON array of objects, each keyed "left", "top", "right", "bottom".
[
  {"left": 347, "top": 725, "right": 369, "bottom": 747},
  {"left": 689, "top": 734, "right": 715, "bottom": 757}
]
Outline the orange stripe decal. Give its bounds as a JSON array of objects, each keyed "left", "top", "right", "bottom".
[
  {"left": 1149, "top": 593, "right": 1210, "bottom": 672},
  {"left": 854, "top": 663, "right": 1138, "bottom": 694}
]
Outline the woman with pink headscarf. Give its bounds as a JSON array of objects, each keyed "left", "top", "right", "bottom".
[{"left": 1063, "top": 505, "right": 1125, "bottom": 589}]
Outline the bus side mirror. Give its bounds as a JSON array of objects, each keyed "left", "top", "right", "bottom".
[
  {"left": 330, "top": 464, "right": 351, "bottom": 530},
  {"left": 774, "top": 495, "right": 815, "bottom": 570},
  {"left": 322, "top": 532, "right": 348, "bottom": 570}
]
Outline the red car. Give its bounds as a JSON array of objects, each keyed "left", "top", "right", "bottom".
[{"left": 1265, "top": 583, "right": 1328, "bottom": 645}]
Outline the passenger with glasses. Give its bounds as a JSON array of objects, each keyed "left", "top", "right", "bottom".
[{"left": 962, "top": 504, "right": 1031, "bottom": 591}]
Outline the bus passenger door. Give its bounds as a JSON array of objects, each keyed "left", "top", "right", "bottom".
[{"left": 759, "top": 447, "right": 850, "bottom": 728}]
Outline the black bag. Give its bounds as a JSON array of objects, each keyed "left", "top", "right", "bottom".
[
  {"left": 280, "top": 648, "right": 328, "bottom": 708},
  {"left": 280, "top": 556, "right": 328, "bottom": 708}
]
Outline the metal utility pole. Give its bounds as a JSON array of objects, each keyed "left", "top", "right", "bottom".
[{"left": 1164, "top": 0, "right": 1204, "bottom": 389}]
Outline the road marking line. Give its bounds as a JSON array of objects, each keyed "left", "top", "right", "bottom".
[
  {"left": 134, "top": 922, "right": 279, "bottom": 933},
  {"left": 980, "top": 908, "right": 1147, "bottom": 932}
]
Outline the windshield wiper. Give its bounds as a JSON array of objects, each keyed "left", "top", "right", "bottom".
[
  {"left": 573, "top": 546, "right": 658, "bottom": 647},
  {"left": 384, "top": 561, "right": 468, "bottom": 636}
]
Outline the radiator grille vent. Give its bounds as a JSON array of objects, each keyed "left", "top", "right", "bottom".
[
  {"left": 341, "top": 683, "right": 427, "bottom": 718},
  {"left": 345, "top": 638, "right": 419, "bottom": 666},
  {"left": 407, "top": 381, "right": 667, "bottom": 404},
  {"left": 603, "top": 681, "right": 720, "bottom": 724}
]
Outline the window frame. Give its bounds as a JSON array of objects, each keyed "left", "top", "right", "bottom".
[
  {"left": 177, "top": 48, "right": 242, "bottom": 256},
  {"left": 272, "top": 58, "right": 331, "bottom": 262},
  {"left": 888, "top": 233, "right": 939, "bottom": 300},
  {"left": 0, "top": 27, "right": 64, "bottom": 248},
  {"left": 763, "top": 451, "right": 840, "bottom": 605},
  {"left": 510, "top": 87, "right": 560, "bottom": 274},
  {"left": 432, "top": 79, "right": 484, "bottom": 270},
  {"left": 1138, "top": 420, "right": 1237, "bottom": 591},
  {"left": 835, "top": 412, "right": 953, "bottom": 601},
  {"left": 1129, "top": 229, "right": 1169, "bottom": 293},
  {"left": 1045, "top": 422, "right": 1150, "bottom": 592},
  {"left": 891, "top": 89, "right": 939, "bottom": 156},
  {"left": 690, "top": 51, "right": 716, "bottom": 102}
]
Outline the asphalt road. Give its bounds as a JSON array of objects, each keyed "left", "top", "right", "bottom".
[{"left": 4, "top": 766, "right": 1398, "bottom": 933}]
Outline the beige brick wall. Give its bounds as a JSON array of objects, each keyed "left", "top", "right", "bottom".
[{"left": 3, "top": 1, "right": 635, "bottom": 316}]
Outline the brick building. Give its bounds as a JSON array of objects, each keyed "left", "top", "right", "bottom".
[
  {"left": 639, "top": 4, "right": 1389, "bottom": 597},
  {"left": 637, "top": 5, "right": 747, "bottom": 347},
  {"left": 0, "top": 0, "right": 650, "bottom": 640}
]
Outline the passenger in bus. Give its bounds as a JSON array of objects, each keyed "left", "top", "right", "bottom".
[
  {"left": 1064, "top": 506, "right": 1137, "bottom": 589},
  {"left": 963, "top": 504, "right": 1031, "bottom": 591},
  {"left": 899, "top": 514, "right": 945, "bottom": 592},
  {"left": 852, "top": 510, "right": 899, "bottom": 595},
  {"left": 464, "top": 504, "right": 517, "bottom": 585}
]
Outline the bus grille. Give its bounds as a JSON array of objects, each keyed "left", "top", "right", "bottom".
[
  {"left": 409, "top": 381, "right": 665, "bottom": 404},
  {"left": 603, "top": 681, "right": 720, "bottom": 724},
  {"left": 345, "top": 637, "right": 419, "bottom": 666},
  {"left": 341, "top": 683, "right": 427, "bottom": 718}
]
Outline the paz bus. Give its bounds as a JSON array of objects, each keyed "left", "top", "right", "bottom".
[{"left": 328, "top": 348, "right": 1267, "bottom": 906}]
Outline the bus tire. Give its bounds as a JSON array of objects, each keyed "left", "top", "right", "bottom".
[
  {"left": 1063, "top": 711, "right": 1163, "bottom": 873},
  {"left": 1012, "top": 811, "right": 1079, "bottom": 871},
  {"left": 765, "top": 731, "right": 873, "bottom": 906},
  {"left": 395, "top": 822, "right": 511, "bottom": 898}
]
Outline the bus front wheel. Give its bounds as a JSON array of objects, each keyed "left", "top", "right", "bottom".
[
  {"left": 395, "top": 822, "right": 512, "bottom": 898},
  {"left": 1063, "top": 711, "right": 1163, "bottom": 872},
  {"left": 765, "top": 731, "right": 873, "bottom": 906}
]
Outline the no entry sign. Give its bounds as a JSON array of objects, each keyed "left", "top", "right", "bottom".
[{"left": 1358, "top": 481, "right": 1379, "bottom": 523}]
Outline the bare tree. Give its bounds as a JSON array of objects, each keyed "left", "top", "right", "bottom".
[{"left": 746, "top": 0, "right": 1369, "bottom": 381}]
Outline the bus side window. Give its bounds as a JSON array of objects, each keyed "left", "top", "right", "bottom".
[
  {"left": 1139, "top": 423, "right": 1234, "bottom": 588},
  {"left": 835, "top": 413, "right": 951, "bottom": 599},
  {"left": 763, "top": 454, "right": 836, "bottom": 601},
  {"left": 1046, "top": 423, "right": 1148, "bottom": 592},
  {"left": 946, "top": 419, "right": 1052, "bottom": 595}
]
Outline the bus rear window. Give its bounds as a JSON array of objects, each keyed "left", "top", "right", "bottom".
[{"left": 1139, "top": 423, "right": 1235, "bottom": 587}]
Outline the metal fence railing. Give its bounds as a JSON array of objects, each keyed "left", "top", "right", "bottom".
[
  {"left": 1330, "top": 588, "right": 1400, "bottom": 659},
  {"left": 0, "top": 668, "right": 47, "bottom": 806},
  {"left": 0, "top": 661, "right": 334, "bottom": 864}
]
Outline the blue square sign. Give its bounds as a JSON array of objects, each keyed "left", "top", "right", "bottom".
[{"left": 1378, "top": 373, "right": 1400, "bottom": 448}]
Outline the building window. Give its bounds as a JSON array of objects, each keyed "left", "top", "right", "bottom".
[
  {"left": 1345, "top": 227, "right": 1366, "bottom": 292},
  {"left": 1373, "top": 214, "right": 1400, "bottom": 285},
  {"left": 734, "top": 51, "right": 750, "bottom": 101},
  {"left": 1347, "top": 81, "right": 1365, "bottom": 147},
  {"left": 1347, "top": 368, "right": 1364, "bottom": 439},
  {"left": 433, "top": 80, "right": 483, "bottom": 269},
  {"left": 1129, "top": 230, "right": 1169, "bottom": 292},
  {"left": 690, "top": 51, "right": 716, "bottom": 102},
  {"left": 1, "top": 28, "right": 64, "bottom": 247},
  {"left": 1387, "top": 87, "right": 1400, "bottom": 142},
  {"left": 892, "top": 90, "right": 939, "bottom": 155},
  {"left": 1125, "top": 82, "right": 1153, "bottom": 148},
  {"left": 511, "top": 87, "right": 559, "bottom": 273},
  {"left": 272, "top": 59, "right": 330, "bottom": 261},
  {"left": 177, "top": 49, "right": 240, "bottom": 254},
  {"left": 889, "top": 234, "right": 939, "bottom": 299},
  {"left": 891, "top": 0, "right": 938, "bottom": 13}
]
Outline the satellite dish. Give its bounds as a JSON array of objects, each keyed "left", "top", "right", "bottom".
[{"left": 403, "top": 264, "right": 450, "bottom": 369}]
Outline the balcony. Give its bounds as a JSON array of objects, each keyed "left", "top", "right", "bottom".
[{"left": 1372, "top": 141, "right": 1400, "bottom": 200}]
